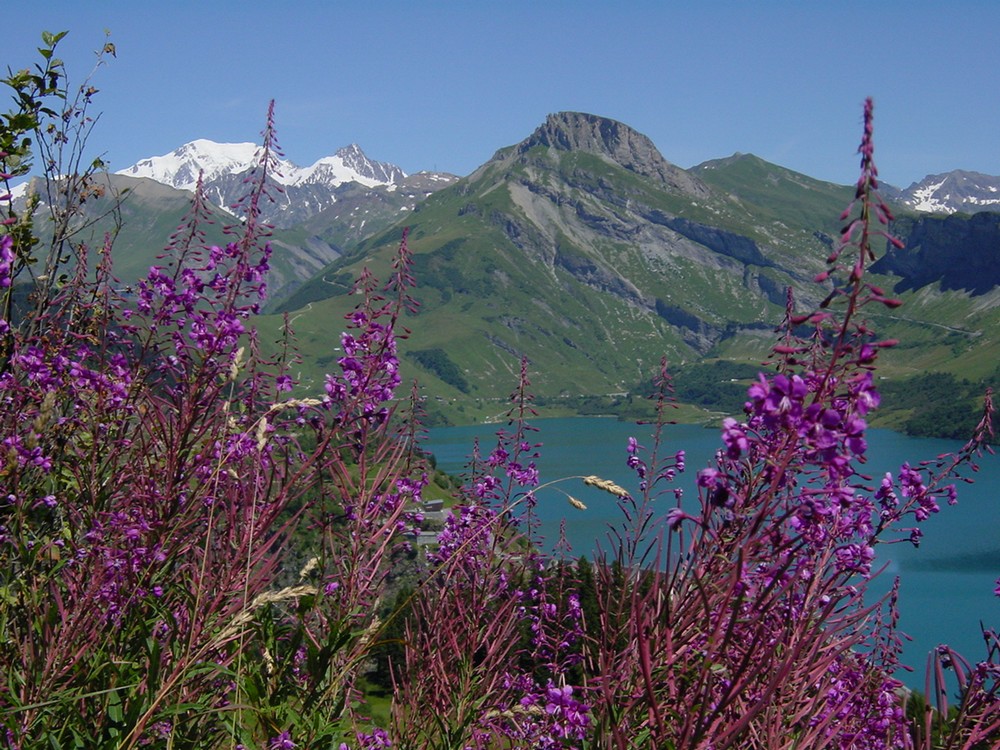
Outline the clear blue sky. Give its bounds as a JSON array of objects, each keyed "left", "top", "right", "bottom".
[{"left": 7, "top": 1, "right": 1000, "bottom": 189}]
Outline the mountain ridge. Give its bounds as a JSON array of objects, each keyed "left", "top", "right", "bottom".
[
  {"left": 114, "top": 139, "right": 435, "bottom": 228},
  {"left": 890, "top": 170, "right": 1000, "bottom": 215},
  {"left": 254, "top": 111, "right": 1000, "bottom": 428},
  {"left": 116, "top": 138, "right": 407, "bottom": 190},
  {"left": 102, "top": 118, "right": 1000, "bottom": 225},
  {"left": 13, "top": 118, "right": 1000, "bottom": 219},
  {"left": 8, "top": 111, "right": 1000, "bottom": 429}
]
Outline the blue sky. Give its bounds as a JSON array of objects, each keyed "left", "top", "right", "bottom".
[{"left": 7, "top": 1, "right": 1000, "bottom": 188}]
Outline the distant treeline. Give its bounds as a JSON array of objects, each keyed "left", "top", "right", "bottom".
[
  {"left": 422, "top": 360, "right": 994, "bottom": 443},
  {"left": 879, "top": 371, "right": 996, "bottom": 441},
  {"left": 532, "top": 362, "right": 995, "bottom": 443},
  {"left": 407, "top": 348, "right": 471, "bottom": 393}
]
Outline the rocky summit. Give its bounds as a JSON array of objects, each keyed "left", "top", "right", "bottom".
[{"left": 514, "top": 112, "right": 711, "bottom": 197}]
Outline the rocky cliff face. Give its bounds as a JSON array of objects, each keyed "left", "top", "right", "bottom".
[
  {"left": 471, "top": 112, "right": 793, "bottom": 351},
  {"left": 873, "top": 211, "right": 1000, "bottom": 295}
]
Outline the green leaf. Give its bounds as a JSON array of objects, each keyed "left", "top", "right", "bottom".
[
  {"left": 145, "top": 636, "right": 161, "bottom": 687},
  {"left": 107, "top": 688, "right": 124, "bottom": 725}
]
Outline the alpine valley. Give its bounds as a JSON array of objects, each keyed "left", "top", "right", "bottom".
[{"left": 24, "top": 112, "right": 1000, "bottom": 430}]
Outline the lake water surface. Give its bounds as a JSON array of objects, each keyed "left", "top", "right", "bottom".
[{"left": 426, "top": 417, "right": 1000, "bottom": 688}]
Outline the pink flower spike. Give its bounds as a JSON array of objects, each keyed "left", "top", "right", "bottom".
[{"left": 885, "top": 233, "right": 905, "bottom": 249}]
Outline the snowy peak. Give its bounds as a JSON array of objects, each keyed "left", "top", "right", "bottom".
[
  {"left": 114, "top": 139, "right": 409, "bottom": 227},
  {"left": 334, "top": 143, "right": 406, "bottom": 185},
  {"left": 116, "top": 139, "right": 406, "bottom": 193},
  {"left": 289, "top": 145, "right": 405, "bottom": 189},
  {"left": 899, "top": 170, "right": 1000, "bottom": 215},
  {"left": 116, "top": 140, "right": 274, "bottom": 191}
]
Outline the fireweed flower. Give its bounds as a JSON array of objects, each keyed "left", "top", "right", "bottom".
[
  {"left": 0, "top": 234, "right": 14, "bottom": 288},
  {"left": 875, "top": 472, "right": 898, "bottom": 513},
  {"left": 834, "top": 542, "right": 876, "bottom": 577},
  {"left": 626, "top": 435, "right": 647, "bottom": 480},
  {"left": 696, "top": 467, "right": 721, "bottom": 489},
  {"left": 540, "top": 682, "right": 590, "bottom": 740},
  {"left": 748, "top": 372, "right": 808, "bottom": 428},
  {"left": 666, "top": 506, "right": 696, "bottom": 530},
  {"left": 721, "top": 417, "right": 749, "bottom": 459},
  {"left": 322, "top": 309, "right": 401, "bottom": 427},
  {"left": 506, "top": 461, "right": 539, "bottom": 486},
  {"left": 352, "top": 727, "right": 392, "bottom": 748},
  {"left": 484, "top": 677, "right": 590, "bottom": 747},
  {"left": 431, "top": 502, "right": 499, "bottom": 570}
]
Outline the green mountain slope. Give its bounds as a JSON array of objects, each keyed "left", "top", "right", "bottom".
[
  {"left": 693, "top": 152, "right": 855, "bottom": 234},
  {"left": 42, "top": 112, "right": 996, "bottom": 430},
  {"left": 258, "top": 113, "right": 852, "bottom": 419},
  {"left": 21, "top": 173, "right": 342, "bottom": 298},
  {"left": 258, "top": 113, "right": 1000, "bottom": 429}
]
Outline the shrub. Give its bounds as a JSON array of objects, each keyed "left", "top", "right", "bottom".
[{"left": 0, "top": 35, "right": 428, "bottom": 748}]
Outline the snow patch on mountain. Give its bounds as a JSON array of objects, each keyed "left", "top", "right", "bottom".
[
  {"left": 6, "top": 181, "right": 32, "bottom": 202},
  {"left": 900, "top": 171, "right": 1000, "bottom": 215},
  {"left": 908, "top": 178, "right": 951, "bottom": 213}
]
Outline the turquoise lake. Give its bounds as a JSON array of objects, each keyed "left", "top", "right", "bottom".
[{"left": 426, "top": 417, "right": 1000, "bottom": 689}]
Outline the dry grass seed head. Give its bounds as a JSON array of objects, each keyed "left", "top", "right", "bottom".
[
  {"left": 582, "top": 475, "right": 630, "bottom": 498},
  {"left": 567, "top": 495, "right": 588, "bottom": 511}
]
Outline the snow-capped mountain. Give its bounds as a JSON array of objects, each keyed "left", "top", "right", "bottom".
[
  {"left": 310, "top": 143, "right": 405, "bottom": 186},
  {"left": 116, "top": 139, "right": 408, "bottom": 227},
  {"left": 895, "top": 170, "right": 1000, "bottom": 215},
  {"left": 116, "top": 140, "right": 268, "bottom": 191}
]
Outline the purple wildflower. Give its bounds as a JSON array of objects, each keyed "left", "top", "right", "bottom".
[
  {"left": 666, "top": 506, "right": 694, "bottom": 531},
  {"left": 0, "top": 234, "right": 14, "bottom": 288},
  {"left": 354, "top": 728, "right": 392, "bottom": 749},
  {"left": 721, "top": 417, "right": 749, "bottom": 459}
]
